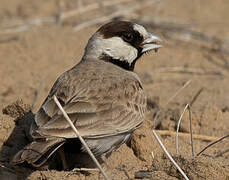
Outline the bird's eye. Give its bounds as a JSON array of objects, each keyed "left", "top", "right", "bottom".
[{"left": 122, "top": 33, "right": 133, "bottom": 42}]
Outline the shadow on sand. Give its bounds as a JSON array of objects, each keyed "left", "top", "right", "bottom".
[
  {"left": 0, "top": 103, "right": 35, "bottom": 180},
  {"left": 0, "top": 100, "right": 103, "bottom": 180}
]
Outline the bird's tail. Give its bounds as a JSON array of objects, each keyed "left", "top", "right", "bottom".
[{"left": 11, "top": 138, "right": 65, "bottom": 167}]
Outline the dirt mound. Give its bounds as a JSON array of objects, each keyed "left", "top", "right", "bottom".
[
  {"left": 2, "top": 99, "right": 31, "bottom": 119},
  {"left": 151, "top": 155, "right": 229, "bottom": 180},
  {"left": 1, "top": 102, "right": 228, "bottom": 179}
]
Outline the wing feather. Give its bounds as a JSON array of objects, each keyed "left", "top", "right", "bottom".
[{"left": 32, "top": 61, "right": 147, "bottom": 139}]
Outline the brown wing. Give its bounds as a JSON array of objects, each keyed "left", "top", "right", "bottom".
[
  {"left": 32, "top": 61, "right": 147, "bottom": 139},
  {"left": 12, "top": 138, "right": 65, "bottom": 167}
]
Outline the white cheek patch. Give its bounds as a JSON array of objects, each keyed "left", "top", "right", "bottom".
[
  {"left": 85, "top": 34, "right": 138, "bottom": 64},
  {"left": 133, "top": 24, "right": 148, "bottom": 39},
  {"left": 101, "top": 37, "right": 138, "bottom": 64}
]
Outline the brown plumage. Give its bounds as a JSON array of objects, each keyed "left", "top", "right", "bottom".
[{"left": 12, "top": 21, "right": 162, "bottom": 168}]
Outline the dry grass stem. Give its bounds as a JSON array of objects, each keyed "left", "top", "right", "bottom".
[
  {"left": 72, "top": 168, "right": 100, "bottom": 172},
  {"left": 53, "top": 95, "right": 109, "bottom": 180},
  {"left": 151, "top": 152, "right": 154, "bottom": 159},
  {"left": 176, "top": 104, "right": 189, "bottom": 154},
  {"left": 190, "top": 88, "right": 204, "bottom": 106},
  {"left": 188, "top": 105, "right": 194, "bottom": 157},
  {"left": 175, "top": 103, "right": 194, "bottom": 157},
  {"left": 152, "top": 130, "right": 189, "bottom": 180},
  {"left": 166, "top": 80, "right": 191, "bottom": 106},
  {"left": 196, "top": 134, "right": 229, "bottom": 157},
  {"left": 0, "top": 25, "right": 30, "bottom": 34},
  {"left": 153, "top": 67, "right": 223, "bottom": 76},
  {"left": 0, "top": 0, "right": 135, "bottom": 33},
  {"left": 204, "top": 54, "right": 229, "bottom": 72},
  {"left": 0, "top": 17, "right": 55, "bottom": 34},
  {"left": 1, "top": 17, "right": 55, "bottom": 28},
  {"left": 154, "top": 79, "right": 191, "bottom": 123},
  {"left": 136, "top": 16, "right": 229, "bottom": 54},
  {"left": 156, "top": 130, "right": 219, "bottom": 141},
  {"left": 73, "top": 0, "right": 158, "bottom": 31},
  {"left": 60, "top": 0, "right": 133, "bottom": 21}
]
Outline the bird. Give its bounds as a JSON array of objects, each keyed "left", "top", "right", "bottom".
[{"left": 12, "top": 20, "right": 162, "bottom": 169}]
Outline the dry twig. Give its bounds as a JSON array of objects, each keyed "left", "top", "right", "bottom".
[
  {"left": 188, "top": 105, "right": 194, "bottom": 157},
  {"left": 59, "top": 0, "right": 133, "bottom": 21},
  {"left": 190, "top": 87, "right": 204, "bottom": 107},
  {"left": 176, "top": 104, "right": 189, "bottom": 154},
  {"left": 72, "top": 168, "right": 100, "bottom": 172},
  {"left": 0, "top": 17, "right": 55, "bottom": 34},
  {"left": 153, "top": 67, "right": 223, "bottom": 76},
  {"left": 0, "top": 0, "right": 143, "bottom": 34},
  {"left": 136, "top": 16, "right": 229, "bottom": 53},
  {"left": 53, "top": 95, "right": 109, "bottom": 180},
  {"left": 156, "top": 130, "right": 219, "bottom": 141},
  {"left": 73, "top": 0, "right": 158, "bottom": 32},
  {"left": 1, "top": 17, "right": 55, "bottom": 28},
  {"left": 152, "top": 130, "right": 189, "bottom": 180},
  {"left": 175, "top": 104, "right": 194, "bottom": 157},
  {"left": 165, "top": 80, "right": 191, "bottom": 106},
  {"left": 196, "top": 134, "right": 229, "bottom": 157},
  {"left": 153, "top": 79, "right": 191, "bottom": 124},
  {"left": 204, "top": 55, "right": 229, "bottom": 72}
]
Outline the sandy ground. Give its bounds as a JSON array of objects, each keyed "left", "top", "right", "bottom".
[{"left": 0, "top": 0, "right": 229, "bottom": 179}]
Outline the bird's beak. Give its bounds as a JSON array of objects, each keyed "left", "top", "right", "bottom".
[{"left": 141, "top": 33, "right": 162, "bottom": 53}]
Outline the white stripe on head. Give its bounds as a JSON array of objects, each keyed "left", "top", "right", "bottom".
[{"left": 133, "top": 24, "right": 148, "bottom": 39}]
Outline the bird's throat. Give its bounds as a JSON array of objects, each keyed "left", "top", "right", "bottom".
[{"left": 99, "top": 53, "right": 137, "bottom": 71}]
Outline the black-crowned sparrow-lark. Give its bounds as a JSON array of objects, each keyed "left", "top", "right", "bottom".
[{"left": 12, "top": 21, "right": 162, "bottom": 169}]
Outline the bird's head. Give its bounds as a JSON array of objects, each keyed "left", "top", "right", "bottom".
[{"left": 83, "top": 21, "right": 162, "bottom": 71}]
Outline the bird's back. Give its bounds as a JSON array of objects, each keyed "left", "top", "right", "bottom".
[{"left": 32, "top": 59, "right": 147, "bottom": 139}]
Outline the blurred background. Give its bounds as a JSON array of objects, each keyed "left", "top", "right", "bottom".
[
  {"left": 1, "top": 0, "right": 229, "bottom": 110},
  {"left": 0, "top": 0, "right": 229, "bottom": 179}
]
